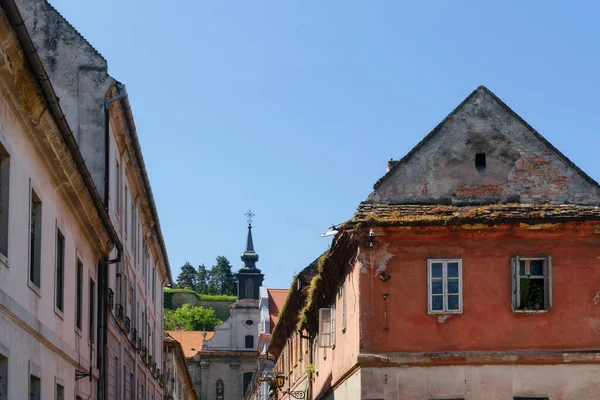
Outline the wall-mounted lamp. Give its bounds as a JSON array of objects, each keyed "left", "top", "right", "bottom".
[{"left": 368, "top": 229, "right": 375, "bottom": 250}]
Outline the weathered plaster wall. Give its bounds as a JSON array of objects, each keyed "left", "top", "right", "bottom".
[
  {"left": 16, "top": 0, "right": 115, "bottom": 199},
  {"left": 193, "top": 355, "right": 256, "bottom": 400},
  {"left": 369, "top": 87, "right": 600, "bottom": 205},
  {"left": 311, "top": 254, "right": 361, "bottom": 399},
  {"left": 321, "top": 369, "right": 361, "bottom": 400},
  {"left": 204, "top": 300, "right": 260, "bottom": 351},
  {"left": 359, "top": 224, "right": 600, "bottom": 353},
  {"left": 361, "top": 364, "right": 600, "bottom": 400}
]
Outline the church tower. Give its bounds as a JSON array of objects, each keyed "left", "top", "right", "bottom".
[{"left": 236, "top": 211, "right": 264, "bottom": 300}]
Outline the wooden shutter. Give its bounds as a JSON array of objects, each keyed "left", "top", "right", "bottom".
[
  {"left": 545, "top": 256, "right": 553, "bottom": 309},
  {"left": 511, "top": 257, "right": 519, "bottom": 311}
]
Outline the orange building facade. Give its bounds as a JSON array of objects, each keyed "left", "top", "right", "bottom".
[{"left": 268, "top": 87, "right": 600, "bottom": 400}]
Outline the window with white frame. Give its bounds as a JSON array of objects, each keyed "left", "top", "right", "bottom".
[
  {"left": 115, "top": 157, "right": 121, "bottom": 216},
  {"left": 29, "top": 189, "right": 42, "bottom": 288},
  {"left": 512, "top": 256, "right": 552, "bottom": 311},
  {"left": 0, "top": 144, "right": 9, "bottom": 258},
  {"left": 427, "top": 259, "right": 462, "bottom": 313},
  {"left": 318, "top": 307, "right": 335, "bottom": 348}
]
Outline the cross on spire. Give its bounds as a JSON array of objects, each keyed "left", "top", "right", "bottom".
[{"left": 245, "top": 210, "right": 255, "bottom": 226}]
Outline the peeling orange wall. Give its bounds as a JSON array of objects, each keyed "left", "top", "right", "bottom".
[{"left": 359, "top": 224, "right": 600, "bottom": 353}]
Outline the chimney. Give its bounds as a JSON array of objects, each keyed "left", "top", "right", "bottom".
[{"left": 387, "top": 159, "right": 398, "bottom": 172}]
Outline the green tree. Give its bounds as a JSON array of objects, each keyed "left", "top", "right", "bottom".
[
  {"left": 175, "top": 262, "right": 198, "bottom": 290},
  {"left": 163, "top": 304, "right": 222, "bottom": 331},
  {"left": 196, "top": 264, "right": 209, "bottom": 294},
  {"left": 209, "top": 256, "right": 237, "bottom": 296}
]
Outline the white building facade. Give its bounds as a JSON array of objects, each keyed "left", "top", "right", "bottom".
[
  {"left": 0, "top": 1, "right": 120, "bottom": 398},
  {"left": 1, "top": 0, "right": 174, "bottom": 398}
]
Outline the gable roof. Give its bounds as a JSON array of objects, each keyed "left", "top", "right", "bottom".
[
  {"left": 267, "top": 289, "right": 289, "bottom": 332},
  {"left": 371, "top": 86, "right": 600, "bottom": 201}
]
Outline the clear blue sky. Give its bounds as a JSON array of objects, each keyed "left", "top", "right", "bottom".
[{"left": 49, "top": 0, "right": 600, "bottom": 290}]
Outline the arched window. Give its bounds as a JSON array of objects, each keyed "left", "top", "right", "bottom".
[
  {"left": 243, "top": 372, "right": 253, "bottom": 396},
  {"left": 245, "top": 335, "right": 254, "bottom": 349},
  {"left": 216, "top": 379, "right": 224, "bottom": 400},
  {"left": 245, "top": 279, "right": 254, "bottom": 298}
]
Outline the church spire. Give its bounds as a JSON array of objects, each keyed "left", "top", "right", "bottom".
[
  {"left": 236, "top": 210, "right": 264, "bottom": 300},
  {"left": 241, "top": 210, "right": 259, "bottom": 270}
]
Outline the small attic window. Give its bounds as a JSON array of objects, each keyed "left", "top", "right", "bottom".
[{"left": 475, "top": 152, "right": 486, "bottom": 168}]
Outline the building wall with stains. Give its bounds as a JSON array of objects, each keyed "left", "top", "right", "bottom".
[
  {"left": 310, "top": 254, "right": 362, "bottom": 399},
  {"left": 361, "top": 364, "right": 600, "bottom": 400},
  {"left": 359, "top": 223, "right": 600, "bottom": 353},
  {"left": 368, "top": 87, "right": 600, "bottom": 206}
]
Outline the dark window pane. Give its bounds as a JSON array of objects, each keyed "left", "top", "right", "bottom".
[
  {"left": 431, "top": 263, "right": 443, "bottom": 278},
  {"left": 530, "top": 260, "right": 544, "bottom": 276},
  {"left": 448, "top": 279, "right": 459, "bottom": 294},
  {"left": 432, "top": 296, "right": 443, "bottom": 311},
  {"left": 448, "top": 295, "right": 459, "bottom": 310},
  {"left": 519, "top": 260, "right": 526, "bottom": 276},
  {"left": 447, "top": 262, "right": 459, "bottom": 277},
  {"left": 431, "top": 280, "right": 443, "bottom": 294}
]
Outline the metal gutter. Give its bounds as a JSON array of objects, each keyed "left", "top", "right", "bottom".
[
  {"left": 0, "top": 0, "right": 123, "bottom": 255},
  {"left": 117, "top": 88, "right": 173, "bottom": 285}
]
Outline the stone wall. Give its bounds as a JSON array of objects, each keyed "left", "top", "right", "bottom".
[{"left": 167, "top": 292, "right": 235, "bottom": 322}]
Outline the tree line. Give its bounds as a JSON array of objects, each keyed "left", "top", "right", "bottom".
[{"left": 175, "top": 256, "right": 237, "bottom": 296}]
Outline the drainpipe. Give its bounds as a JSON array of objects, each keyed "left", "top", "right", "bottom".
[{"left": 97, "top": 84, "right": 125, "bottom": 400}]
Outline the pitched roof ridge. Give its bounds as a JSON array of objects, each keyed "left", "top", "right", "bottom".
[
  {"left": 372, "top": 86, "right": 600, "bottom": 192},
  {"left": 41, "top": 0, "right": 106, "bottom": 62}
]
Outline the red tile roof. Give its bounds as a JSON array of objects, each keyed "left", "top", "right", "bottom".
[
  {"left": 165, "top": 330, "right": 215, "bottom": 358},
  {"left": 267, "top": 288, "right": 289, "bottom": 332}
]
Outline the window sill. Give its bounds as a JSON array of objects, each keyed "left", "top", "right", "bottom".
[
  {"left": 0, "top": 253, "right": 8, "bottom": 268},
  {"left": 28, "top": 280, "right": 41, "bottom": 297},
  {"left": 428, "top": 310, "right": 463, "bottom": 315},
  {"left": 513, "top": 309, "right": 549, "bottom": 314},
  {"left": 75, "top": 327, "right": 82, "bottom": 337},
  {"left": 54, "top": 307, "right": 64, "bottom": 320}
]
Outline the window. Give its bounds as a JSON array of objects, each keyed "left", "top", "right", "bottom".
[
  {"left": 89, "top": 278, "right": 95, "bottom": 344},
  {"left": 243, "top": 372, "right": 253, "bottom": 396},
  {"left": 427, "top": 259, "right": 462, "bottom": 313},
  {"left": 245, "top": 279, "right": 254, "bottom": 298},
  {"left": 0, "top": 146, "right": 9, "bottom": 257},
  {"left": 76, "top": 260, "right": 83, "bottom": 330},
  {"left": 55, "top": 229, "right": 65, "bottom": 312},
  {"left": 318, "top": 308, "right": 333, "bottom": 348},
  {"left": 131, "top": 203, "right": 137, "bottom": 256},
  {"left": 341, "top": 283, "right": 347, "bottom": 332},
  {"left": 331, "top": 303, "right": 336, "bottom": 346},
  {"left": 30, "top": 375, "right": 40, "bottom": 400},
  {"left": 475, "top": 152, "right": 486, "bottom": 168},
  {"left": 56, "top": 382, "right": 64, "bottom": 400},
  {"left": 152, "top": 265, "right": 155, "bottom": 302},
  {"left": 124, "top": 187, "right": 128, "bottom": 238},
  {"left": 0, "top": 353, "right": 7, "bottom": 399},
  {"left": 29, "top": 190, "right": 42, "bottom": 287},
  {"left": 216, "top": 379, "right": 224, "bottom": 400},
  {"left": 512, "top": 257, "right": 552, "bottom": 311},
  {"left": 245, "top": 335, "right": 254, "bottom": 349},
  {"left": 115, "top": 158, "right": 121, "bottom": 216}
]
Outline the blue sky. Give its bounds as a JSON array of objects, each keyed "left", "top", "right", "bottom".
[{"left": 49, "top": 0, "right": 600, "bottom": 290}]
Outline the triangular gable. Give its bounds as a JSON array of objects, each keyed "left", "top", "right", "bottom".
[{"left": 368, "top": 86, "right": 600, "bottom": 205}]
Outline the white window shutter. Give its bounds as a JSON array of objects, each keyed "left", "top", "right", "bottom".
[
  {"left": 546, "top": 256, "right": 553, "bottom": 309},
  {"left": 330, "top": 304, "right": 336, "bottom": 347},
  {"left": 318, "top": 308, "right": 331, "bottom": 348},
  {"left": 511, "top": 257, "right": 518, "bottom": 311}
]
